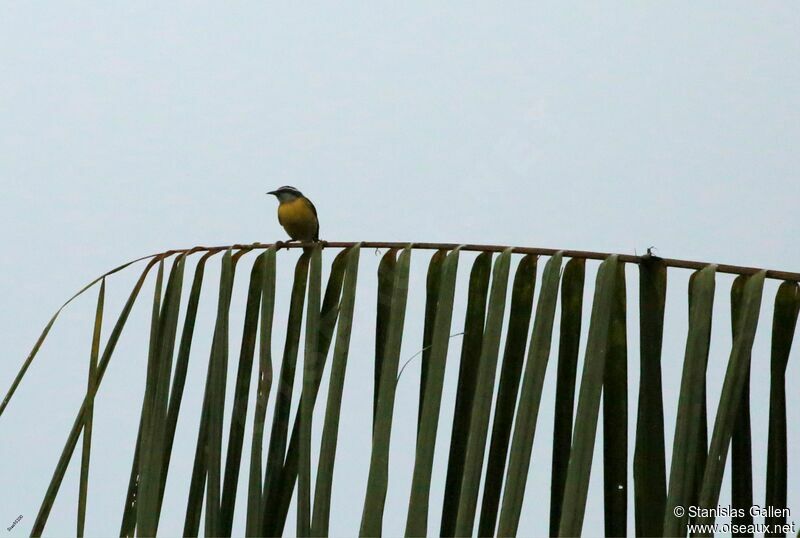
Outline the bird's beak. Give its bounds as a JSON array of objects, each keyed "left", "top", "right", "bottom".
[{"left": 266, "top": 190, "right": 276, "bottom": 196}]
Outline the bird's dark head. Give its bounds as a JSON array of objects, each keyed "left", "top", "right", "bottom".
[{"left": 267, "top": 185, "right": 303, "bottom": 203}]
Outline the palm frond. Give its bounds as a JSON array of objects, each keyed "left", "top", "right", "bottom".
[{"left": 5, "top": 242, "right": 800, "bottom": 537}]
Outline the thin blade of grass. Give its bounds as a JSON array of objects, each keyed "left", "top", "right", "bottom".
[
  {"left": 765, "top": 282, "right": 800, "bottom": 534},
  {"left": 219, "top": 252, "right": 268, "bottom": 536},
  {"left": 120, "top": 424, "right": 143, "bottom": 538},
  {"left": 688, "top": 270, "right": 712, "bottom": 529},
  {"left": 454, "top": 247, "right": 513, "bottom": 537},
  {"left": 204, "top": 250, "right": 237, "bottom": 538},
  {"left": 157, "top": 251, "right": 215, "bottom": 512},
  {"left": 298, "top": 244, "right": 323, "bottom": 537},
  {"left": 441, "top": 251, "right": 493, "bottom": 537},
  {"left": 556, "top": 255, "right": 619, "bottom": 537},
  {"left": 405, "top": 247, "right": 462, "bottom": 537},
  {"left": 182, "top": 252, "right": 234, "bottom": 538},
  {"left": 183, "top": 368, "right": 213, "bottom": 537},
  {"left": 246, "top": 248, "right": 277, "bottom": 536},
  {"left": 374, "top": 248, "right": 398, "bottom": 428},
  {"left": 31, "top": 255, "right": 167, "bottom": 537},
  {"left": 729, "top": 275, "right": 754, "bottom": 532},
  {"left": 549, "top": 258, "right": 585, "bottom": 536},
  {"left": 316, "top": 249, "right": 351, "bottom": 364},
  {"left": 127, "top": 252, "right": 211, "bottom": 538},
  {"left": 264, "top": 248, "right": 350, "bottom": 536},
  {"left": 478, "top": 254, "right": 537, "bottom": 537},
  {"left": 311, "top": 245, "right": 361, "bottom": 537},
  {"left": 131, "top": 260, "right": 166, "bottom": 537},
  {"left": 419, "top": 249, "right": 447, "bottom": 434},
  {"left": 123, "top": 255, "right": 186, "bottom": 537},
  {"left": 1, "top": 253, "right": 157, "bottom": 419},
  {"left": 496, "top": 252, "right": 563, "bottom": 537},
  {"left": 603, "top": 262, "right": 627, "bottom": 536},
  {"left": 359, "top": 245, "right": 413, "bottom": 537},
  {"left": 259, "top": 251, "right": 310, "bottom": 536},
  {"left": 187, "top": 250, "right": 246, "bottom": 538},
  {"left": 696, "top": 271, "right": 766, "bottom": 530},
  {"left": 77, "top": 279, "right": 105, "bottom": 538},
  {"left": 140, "top": 255, "right": 186, "bottom": 536},
  {"left": 126, "top": 260, "right": 167, "bottom": 537},
  {"left": 633, "top": 257, "right": 667, "bottom": 537},
  {"left": 662, "top": 266, "right": 717, "bottom": 536}
]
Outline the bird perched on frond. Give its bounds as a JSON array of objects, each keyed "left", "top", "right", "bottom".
[{"left": 267, "top": 186, "right": 320, "bottom": 243}]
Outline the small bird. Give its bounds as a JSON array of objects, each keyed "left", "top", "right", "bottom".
[{"left": 267, "top": 186, "right": 320, "bottom": 242}]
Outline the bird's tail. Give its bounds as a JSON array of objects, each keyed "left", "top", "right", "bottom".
[{"left": 304, "top": 234, "right": 320, "bottom": 255}]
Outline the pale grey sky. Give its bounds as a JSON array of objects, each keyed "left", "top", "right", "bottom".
[{"left": 1, "top": 3, "right": 799, "bottom": 536}]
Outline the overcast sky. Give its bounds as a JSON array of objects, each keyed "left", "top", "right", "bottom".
[{"left": 1, "top": 3, "right": 799, "bottom": 536}]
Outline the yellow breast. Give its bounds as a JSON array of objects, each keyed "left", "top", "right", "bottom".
[{"left": 277, "top": 197, "right": 318, "bottom": 241}]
